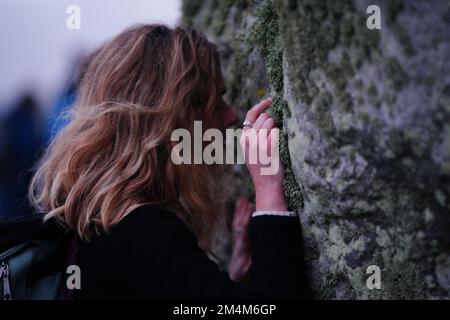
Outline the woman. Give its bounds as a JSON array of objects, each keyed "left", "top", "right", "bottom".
[{"left": 29, "top": 24, "right": 307, "bottom": 299}]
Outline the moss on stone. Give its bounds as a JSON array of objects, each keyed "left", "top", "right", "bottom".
[
  {"left": 353, "top": 78, "right": 364, "bottom": 90},
  {"left": 340, "top": 52, "right": 355, "bottom": 77},
  {"left": 367, "top": 83, "right": 380, "bottom": 107},
  {"left": 247, "top": 0, "right": 303, "bottom": 210},
  {"left": 182, "top": 0, "right": 450, "bottom": 299},
  {"left": 233, "top": 0, "right": 248, "bottom": 25},
  {"left": 211, "top": 0, "right": 233, "bottom": 36},
  {"left": 314, "top": 91, "right": 333, "bottom": 112},
  {"left": 247, "top": 0, "right": 284, "bottom": 112},
  {"left": 227, "top": 36, "right": 249, "bottom": 102},
  {"left": 381, "top": 92, "right": 396, "bottom": 106},
  {"left": 248, "top": 0, "right": 284, "bottom": 93},
  {"left": 248, "top": 1, "right": 280, "bottom": 57},
  {"left": 340, "top": 16, "right": 355, "bottom": 47},
  {"left": 386, "top": 0, "right": 404, "bottom": 24},
  {"left": 203, "top": 12, "right": 212, "bottom": 27},
  {"left": 385, "top": 56, "right": 410, "bottom": 90},
  {"left": 368, "top": 83, "right": 378, "bottom": 97},
  {"left": 325, "top": 63, "right": 347, "bottom": 91},
  {"left": 274, "top": 0, "right": 351, "bottom": 105},
  {"left": 312, "top": 91, "right": 335, "bottom": 135},
  {"left": 336, "top": 91, "right": 353, "bottom": 112},
  {"left": 391, "top": 24, "right": 416, "bottom": 56},
  {"left": 181, "top": 0, "right": 203, "bottom": 27}
]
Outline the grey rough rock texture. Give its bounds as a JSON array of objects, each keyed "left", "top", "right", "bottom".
[{"left": 182, "top": 0, "right": 450, "bottom": 299}]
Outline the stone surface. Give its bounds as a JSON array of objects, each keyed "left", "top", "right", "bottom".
[{"left": 182, "top": 0, "right": 450, "bottom": 299}]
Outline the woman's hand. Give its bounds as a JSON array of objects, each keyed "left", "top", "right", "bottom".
[
  {"left": 230, "top": 98, "right": 289, "bottom": 283},
  {"left": 229, "top": 197, "right": 253, "bottom": 283},
  {"left": 240, "top": 98, "right": 288, "bottom": 212}
]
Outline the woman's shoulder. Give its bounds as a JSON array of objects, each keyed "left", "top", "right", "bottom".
[
  {"left": 122, "top": 204, "right": 184, "bottom": 228},
  {"left": 74, "top": 204, "right": 189, "bottom": 299},
  {"left": 116, "top": 204, "right": 194, "bottom": 242},
  {"left": 78, "top": 204, "right": 193, "bottom": 251}
]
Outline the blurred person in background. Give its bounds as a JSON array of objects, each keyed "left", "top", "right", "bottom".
[
  {"left": 0, "top": 94, "right": 42, "bottom": 217},
  {"left": 0, "top": 56, "right": 85, "bottom": 218},
  {"left": 44, "top": 56, "right": 86, "bottom": 145}
]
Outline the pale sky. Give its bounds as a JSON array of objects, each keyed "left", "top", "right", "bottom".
[{"left": 0, "top": 0, "right": 181, "bottom": 116}]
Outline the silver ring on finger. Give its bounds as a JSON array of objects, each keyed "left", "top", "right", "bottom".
[{"left": 243, "top": 120, "right": 254, "bottom": 128}]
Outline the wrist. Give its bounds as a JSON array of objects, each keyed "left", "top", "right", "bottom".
[
  {"left": 254, "top": 181, "right": 284, "bottom": 195},
  {"left": 255, "top": 184, "right": 288, "bottom": 211}
]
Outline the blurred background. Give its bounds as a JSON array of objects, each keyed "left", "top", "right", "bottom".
[{"left": 0, "top": 0, "right": 181, "bottom": 217}]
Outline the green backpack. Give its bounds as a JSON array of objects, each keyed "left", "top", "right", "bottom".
[{"left": 0, "top": 214, "right": 70, "bottom": 300}]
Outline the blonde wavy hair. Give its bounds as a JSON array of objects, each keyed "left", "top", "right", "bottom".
[{"left": 29, "top": 24, "right": 229, "bottom": 252}]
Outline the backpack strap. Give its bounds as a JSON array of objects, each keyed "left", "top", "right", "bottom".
[
  {"left": 0, "top": 214, "right": 70, "bottom": 300},
  {"left": 0, "top": 214, "right": 65, "bottom": 252}
]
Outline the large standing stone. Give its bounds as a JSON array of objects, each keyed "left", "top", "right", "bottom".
[{"left": 182, "top": 0, "right": 450, "bottom": 299}]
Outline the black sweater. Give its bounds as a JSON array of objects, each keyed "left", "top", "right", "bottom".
[{"left": 74, "top": 205, "right": 308, "bottom": 300}]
